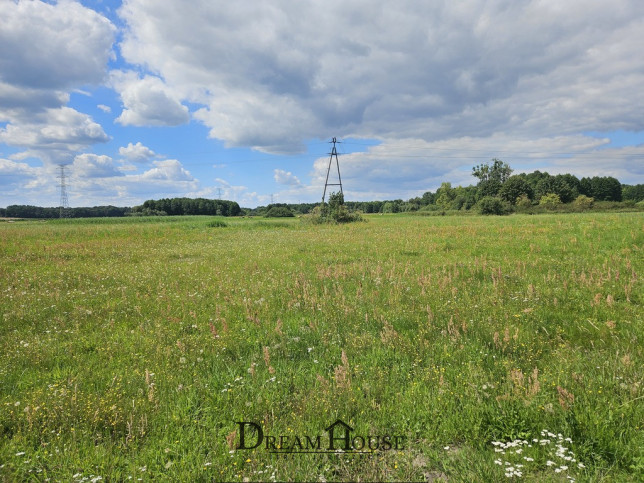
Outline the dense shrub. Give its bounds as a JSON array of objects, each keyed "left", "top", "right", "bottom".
[
  {"left": 265, "top": 206, "right": 295, "bottom": 217},
  {"left": 539, "top": 193, "right": 562, "bottom": 210},
  {"left": 573, "top": 195, "right": 594, "bottom": 210},
  {"left": 476, "top": 196, "right": 511, "bottom": 215}
]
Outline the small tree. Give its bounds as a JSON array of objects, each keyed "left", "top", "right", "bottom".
[
  {"left": 573, "top": 194, "right": 594, "bottom": 210},
  {"left": 499, "top": 176, "right": 533, "bottom": 204},
  {"left": 315, "top": 192, "right": 363, "bottom": 223},
  {"left": 476, "top": 196, "right": 510, "bottom": 215},
  {"left": 435, "top": 182, "right": 456, "bottom": 209},
  {"left": 516, "top": 194, "right": 533, "bottom": 210},
  {"left": 265, "top": 206, "right": 295, "bottom": 217},
  {"left": 539, "top": 193, "right": 561, "bottom": 210}
]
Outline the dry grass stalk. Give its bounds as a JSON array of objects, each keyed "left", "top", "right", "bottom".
[
  {"left": 527, "top": 367, "right": 540, "bottom": 398},
  {"left": 557, "top": 386, "right": 574, "bottom": 410},
  {"left": 592, "top": 293, "right": 602, "bottom": 307},
  {"left": 227, "top": 430, "right": 237, "bottom": 450},
  {"left": 510, "top": 368, "right": 525, "bottom": 396},
  {"left": 380, "top": 319, "right": 398, "bottom": 345},
  {"left": 334, "top": 350, "right": 351, "bottom": 390},
  {"left": 145, "top": 369, "right": 155, "bottom": 403},
  {"left": 263, "top": 346, "right": 275, "bottom": 374}
]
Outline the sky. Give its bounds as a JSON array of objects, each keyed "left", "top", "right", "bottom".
[{"left": 1, "top": 0, "right": 643, "bottom": 209}]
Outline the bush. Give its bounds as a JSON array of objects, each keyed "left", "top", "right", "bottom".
[
  {"left": 476, "top": 196, "right": 511, "bottom": 215},
  {"left": 515, "top": 194, "right": 533, "bottom": 211},
  {"left": 265, "top": 206, "right": 295, "bottom": 217},
  {"left": 127, "top": 208, "right": 167, "bottom": 216},
  {"left": 206, "top": 220, "right": 228, "bottom": 228},
  {"left": 539, "top": 193, "right": 562, "bottom": 210},
  {"left": 303, "top": 192, "right": 364, "bottom": 224},
  {"left": 573, "top": 194, "right": 594, "bottom": 210}
]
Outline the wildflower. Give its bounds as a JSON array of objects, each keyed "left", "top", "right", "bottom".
[{"left": 16, "top": 452, "right": 25, "bottom": 456}]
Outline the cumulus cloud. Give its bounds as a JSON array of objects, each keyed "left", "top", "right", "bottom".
[
  {"left": 117, "top": 0, "right": 644, "bottom": 154},
  {"left": 119, "top": 141, "right": 156, "bottom": 162},
  {"left": 140, "top": 159, "right": 194, "bottom": 181},
  {"left": 111, "top": 71, "right": 190, "bottom": 126},
  {"left": 274, "top": 169, "right": 303, "bottom": 187},
  {"left": 0, "top": 107, "right": 109, "bottom": 164},
  {"left": 0, "top": 158, "right": 38, "bottom": 185},
  {"left": 0, "top": 0, "right": 114, "bottom": 165},
  {"left": 0, "top": 0, "right": 114, "bottom": 91},
  {"left": 72, "top": 154, "right": 123, "bottom": 178}
]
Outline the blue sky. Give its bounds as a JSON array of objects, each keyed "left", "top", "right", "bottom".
[{"left": 1, "top": 0, "right": 643, "bottom": 208}]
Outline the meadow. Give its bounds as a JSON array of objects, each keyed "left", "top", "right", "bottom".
[{"left": 0, "top": 213, "right": 642, "bottom": 482}]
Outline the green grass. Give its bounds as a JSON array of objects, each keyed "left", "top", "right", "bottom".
[{"left": 1, "top": 213, "right": 642, "bottom": 481}]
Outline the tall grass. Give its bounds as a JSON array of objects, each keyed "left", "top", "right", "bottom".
[{"left": 0, "top": 213, "right": 642, "bottom": 481}]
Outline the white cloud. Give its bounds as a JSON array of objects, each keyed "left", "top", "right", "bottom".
[
  {"left": 72, "top": 154, "right": 123, "bottom": 178},
  {"left": 0, "top": 0, "right": 115, "bottom": 91},
  {"left": 0, "top": 107, "right": 109, "bottom": 164},
  {"left": 140, "top": 159, "right": 194, "bottom": 182},
  {"left": 117, "top": 0, "right": 644, "bottom": 154},
  {"left": 111, "top": 71, "right": 190, "bottom": 126},
  {"left": 274, "top": 169, "right": 302, "bottom": 187},
  {"left": 97, "top": 104, "right": 111, "bottom": 113},
  {"left": 119, "top": 141, "right": 156, "bottom": 162},
  {"left": 0, "top": 158, "right": 38, "bottom": 185},
  {"left": 0, "top": 0, "right": 114, "bottom": 166}
]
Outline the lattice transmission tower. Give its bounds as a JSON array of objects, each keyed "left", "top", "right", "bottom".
[
  {"left": 322, "top": 137, "right": 343, "bottom": 203},
  {"left": 57, "top": 164, "right": 70, "bottom": 218}
]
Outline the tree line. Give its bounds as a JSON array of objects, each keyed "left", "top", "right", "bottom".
[
  {"left": 248, "top": 164, "right": 643, "bottom": 216},
  {"left": 0, "top": 205, "right": 129, "bottom": 219},
  {"left": 130, "top": 198, "right": 242, "bottom": 217},
  {"left": 2, "top": 164, "right": 643, "bottom": 218},
  {"left": 0, "top": 198, "right": 241, "bottom": 219}
]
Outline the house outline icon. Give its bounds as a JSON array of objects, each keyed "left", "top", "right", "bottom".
[{"left": 325, "top": 419, "right": 354, "bottom": 451}]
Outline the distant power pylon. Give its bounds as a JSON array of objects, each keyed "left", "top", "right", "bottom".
[
  {"left": 216, "top": 187, "right": 223, "bottom": 200},
  {"left": 57, "top": 164, "right": 70, "bottom": 218},
  {"left": 322, "top": 137, "right": 343, "bottom": 203}
]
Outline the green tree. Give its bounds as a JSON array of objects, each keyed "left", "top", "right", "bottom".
[
  {"left": 573, "top": 195, "right": 594, "bottom": 210},
  {"left": 472, "top": 159, "right": 513, "bottom": 184},
  {"left": 622, "top": 184, "right": 644, "bottom": 202},
  {"left": 515, "top": 194, "right": 533, "bottom": 210},
  {"left": 535, "top": 176, "right": 574, "bottom": 203},
  {"left": 499, "top": 176, "right": 534, "bottom": 204},
  {"left": 539, "top": 193, "right": 561, "bottom": 210},
  {"left": 590, "top": 176, "right": 622, "bottom": 201},
  {"left": 435, "top": 182, "right": 456, "bottom": 209},
  {"left": 476, "top": 196, "right": 510, "bottom": 215}
]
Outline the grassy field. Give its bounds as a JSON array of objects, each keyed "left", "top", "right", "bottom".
[{"left": 0, "top": 213, "right": 642, "bottom": 482}]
